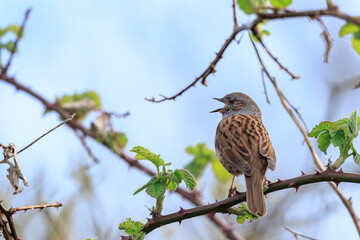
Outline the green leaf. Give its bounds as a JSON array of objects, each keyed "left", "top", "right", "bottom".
[
  {"left": 178, "top": 169, "right": 196, "bottom": 191},
  {"left": 134, "top": 177, "right": 157, "bottom": 195},
  {"left": 236, "top": 215, "right": 246, "bottom": 224},
  {"left": 237, "top": 0, "right": 265, "bottom": 15},
  {"left": 351, "top": 32, "right": 360, "bottom": 56},
  {"left": 317, "top": 132, "right": 331, "bottom": 154},
  {"left": 0, "top": 41, "right": 15, "bottom": 52},
  {"left": 131, "top": 146, "right": 165, "bottom": 168},
  {"left": 270, "top": 0, "right": 292, "bottom": 8},
  {"left": 99, "top": 131, "right": 128, "bottom": 153},
  {"left": 354, "top": 153, "right": 360, "bottom": 167},
  {"left": 185, "top": 143, "right": 217, "bottom": 179},
  {"left": 329, "top": 129, "right": 346, "bottom": 146},
  {"left": 0, "top": 24, "right": 22, "bottom": 38},
  {"left": 118, "top": 218, "right": 144, "bottom": 237},
  {"left": 211, "top": 159, "right": 232, "bottom": 182},
  {"left": 348, "top": 110, "right": 359, "bottom": 137},
  {"left": 335, "top": 118, "right": 350, "bottom": 127},
  {"left": 166, "top": 170, "right": 183, "bottom": 191},
  {"left": 146, "top": 181, "right": 166, "bottom": 198},
  {"left": 339, "top": 22, "right": 360, "bottom": 37},
  {"left": 48, "top": 91, "right": 101, "bottom": 120},
  {"left": 308, "top": 121, "right": 336, "bottom": 138}
]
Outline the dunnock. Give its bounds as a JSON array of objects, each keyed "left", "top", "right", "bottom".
[{"left": 211, "top": 92, "right": 276, "bottom": 216}]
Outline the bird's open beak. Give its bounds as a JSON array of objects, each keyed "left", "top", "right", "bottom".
[{"left": 210, "top": 98, "right": 225, "bottom": 113}]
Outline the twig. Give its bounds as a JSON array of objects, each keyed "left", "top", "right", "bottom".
[
  {"left": 73, "top": 130, "right": 100, "bottom": 165},
  {"left": 261, "top": 69, "right": 271, "bottom": 104},
  {"left": 17, "top": 113, "right": 76, "bottom": 155},
  {"left": 317, "top": 17, "right": 333, "bottom": 63},
  {"left": 248, "top": 32, "right": 360, "bottom": 237},
  {"left": 1, "top": 9, "right": 31, "bottom": 74},
  {"left": 10, "top": 202, "right": 63, "bottom": 213},
  {"left": 141, "top": 170, "right": 360, "bottom": 234},
  {"left": 145, "top": 19, "right": 262, "bottom": 103},
  {"left": 256, "top": 37, "right": 300, "bottom": 79},
  {"left": 285, "top": 227, "right": 317, "bottom": 240},
  {"left": 232, "top": 0, "right": 238, "bottom": 28}
]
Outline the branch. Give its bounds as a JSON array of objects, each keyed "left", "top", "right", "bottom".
[
  {"left": 10, "top": 202, "right": 63, "bottom": 213},
  {"left": 145, "top": 18, "right": 262, "bottom": 103},
  {"left": 1, "top": 9, "right": 31, "bottom": 75},
  {"left": 285, "top": 227, "right": 317, "bottom": 240},
  {"left": 141, "top": 170, "right": 360, "bottom": 234},
  {"left": 248, "top": 33, "right": 360, "bottom": 236},
  {"left": 0, "top": 74, "right": 244, "bottom": 240},
  {"left": 256, "top": 8, "right": 360, "bottom": 26}
]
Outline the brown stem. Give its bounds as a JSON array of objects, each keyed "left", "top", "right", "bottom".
[{"left": 142, "top": 170, "right": 360, "bottom": 234}]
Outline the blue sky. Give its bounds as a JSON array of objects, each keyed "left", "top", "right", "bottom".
[{"left": 1, "top": 0, "right": 360, "bottom": 239}]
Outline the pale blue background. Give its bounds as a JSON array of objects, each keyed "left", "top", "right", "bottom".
[{"left": 0, "top": 0, "right": 360, "bottom": 239}]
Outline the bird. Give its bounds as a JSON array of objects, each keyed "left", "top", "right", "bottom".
[{"left": 211, "top": 92, "right": 276, "bottom": 216}]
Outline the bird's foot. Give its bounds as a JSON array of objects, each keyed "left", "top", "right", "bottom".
[{"left": 228, "top": 187, "right": 237, "bottom": 198}]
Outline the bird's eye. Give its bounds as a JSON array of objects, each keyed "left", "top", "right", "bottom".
[{"left": 228, "top": 98, "right": 235, "bottom": 104}]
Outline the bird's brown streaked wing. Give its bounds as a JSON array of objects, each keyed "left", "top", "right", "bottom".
[
  {"left": 216, "top": 124, "right": 253, "bottom": 176},
  {"left": 259, "top": 134, "right": 276, "bottom": 170}
]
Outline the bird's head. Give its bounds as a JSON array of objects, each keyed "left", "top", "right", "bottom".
[{"left": 211, "top": 92, "right": 262, "bottom": 119}]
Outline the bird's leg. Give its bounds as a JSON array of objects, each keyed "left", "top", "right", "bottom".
[{"left": 228, "top": 176, "right": 236, "bottom": 198}]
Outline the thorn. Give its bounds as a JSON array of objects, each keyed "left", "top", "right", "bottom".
[
  {"left": 295, "top": 186, "right": 300, "bottom": 193},
  {"left": 266, "top": 179, "right": 272, "bottom": 184},
  {"left": 315, "top": 169, "right": 321, "bottom": 175},
  {"left": 276, "top": 178, "right": 282, "bottom": 183},
  {"left": 178, "top": 220, "right": 182, "bottom": 225},
  {"left": 338, "top": 168, "right": 344, "bottom": 173},
  {"left": 288, "top": 182, "right": 295, "bottom": 187},
  {"left": 215, "top": 199, "right": 218, "bottom": 203},
  {"left": 300, "top": 170, "right": 305, "bottom": 175},
  {"left": 178, "top": 207, "right": 185, "bottom": 213},
  {"left": 146, "top": 218, "right": 151, "bottom": 222},
  {"left": 209, "top": 211, "right": 216, "bottom": 220},
  {"left": 348, "top": 197, "right": 352, "bottom": 204},
  {"left": 334, "top": 182, "right": 340, "bottom": 187}
]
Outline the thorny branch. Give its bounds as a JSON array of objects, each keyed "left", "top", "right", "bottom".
[
  {"left": 140, "top": 170, "right": 360, "bottom": 234},
  {"left": 147, "top": 6, "right": 360, "bottom": 103},
  {"left": 248, "top": 32, "right": 360, "bottom": 236},
  {"left": 0, "top": 201, "right": 62, "bottom": 240}
]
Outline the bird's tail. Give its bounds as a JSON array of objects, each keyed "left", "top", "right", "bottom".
[{"left": 245, "top": 174, "right": 266, "bottom": 216}]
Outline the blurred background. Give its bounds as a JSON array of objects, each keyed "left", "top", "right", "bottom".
[{"left": 0, "top": 0, "right": 360, "bottom": 239}]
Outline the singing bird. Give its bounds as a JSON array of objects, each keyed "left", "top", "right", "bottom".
[{"left": 211, "top": 92, "right": 276, "bottom": 216}]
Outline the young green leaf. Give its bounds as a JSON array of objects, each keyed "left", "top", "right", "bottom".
[
  {"left": 335, "top": 118, "right": 350, "bottom": 127},
  {"left": 329, "top": 128, "right": 346, "bottom": 146},
  {"left": 348, "top": 110, "right": 359, "bottom": 137},
  {"left": 236, "top": 215, "right": 246, "bottom": 224},
  {"left": 339, "top": 22, "right": 360, "bottom": 37},
  {"left": 351, "top": 32, "right": 360, "bottom": 56},
  {"left": 166, "top": 170, "right": 183, "bottom": 191},
  {"left": 134, "top": 177, "right": 157, "bottom": 195},
  {"left": 317, "top": 132, "right": 331, "bottom": 154},
  {"left": 354, "top": 153, "right": 360, "bottom": 167},
  {"left": 308, "top": 121, "right": 335, "bottom": 138},
  {"left": 118, "top": 218, "right": 144, "bottom": 237},
  {"left": 1, "top": 41, "right": 15, "bottom": 52},
  {"left": 270, "top": 0, "right": 292, "bottom": 8},
  {"left": 146, "top": 181, "right": 166, "bottom": 198},
  {"left": 131, "top": 146, "right": 165, "bottom": 168},
  {"left": 178, "top": 169, "right": 196, "bottom": 191},
  {"left": 237, "top": 0, "right": 265, "bottom": 15}
]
